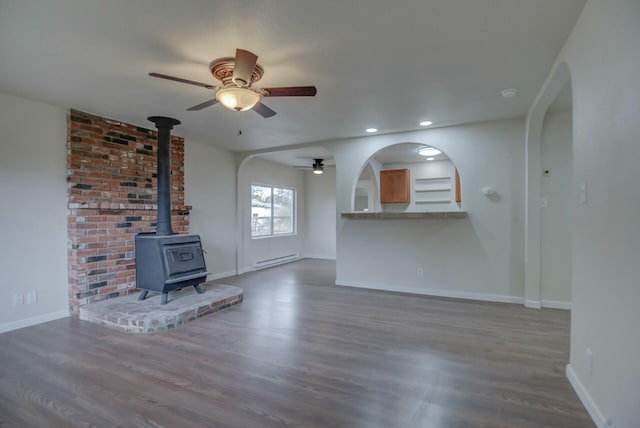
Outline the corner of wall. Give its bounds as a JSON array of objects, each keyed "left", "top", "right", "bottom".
[{"left": 566, "top": 364, "right": 608, "bottom": 428}]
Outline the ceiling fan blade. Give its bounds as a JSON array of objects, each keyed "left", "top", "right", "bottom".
[
  {"left": 263, "top": 86, "right": 317, "bottom": 97},
  {"left": 233, "top": 49, "right": 258, "bottom": 87},
  {"left": 186, "top": 99, "right": 218, "bottom": 111},
  {"left": 253, "top": 102, "right": 277, "bottom": 118},
  {"left": 149, "top": 72, "right": 216, "bottom": 89},
  {"left": 293, "top": 165, "right": 335, "bottom": 169}
]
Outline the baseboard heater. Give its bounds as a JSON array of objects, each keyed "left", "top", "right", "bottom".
[{"left": 254, "top": 253, "right": 299, "bottom": 269}]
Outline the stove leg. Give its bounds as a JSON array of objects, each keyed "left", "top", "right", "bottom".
[
  {"left": 138, "top": 290, "right": 149, "bottom": 301},
  {"left": 194, "top": 284, "right": 204, "bottom": 294},
  {"left": 161, "top": 292, "right": 168, "bottom": 305}
]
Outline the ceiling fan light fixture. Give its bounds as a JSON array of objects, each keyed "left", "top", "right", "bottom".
[
  {"left": 216, "top": 86, "right": 260, "bottom": 112},
  {"left": 417, "top": 146, "right": 442, "bottom": 157},
  {"left": 312, "top": 158, "right": 324, "bottom": 174}
]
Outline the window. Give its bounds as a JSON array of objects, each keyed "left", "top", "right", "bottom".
[{"left": 251, "top": 184, "right": 295, "bottom": 238}]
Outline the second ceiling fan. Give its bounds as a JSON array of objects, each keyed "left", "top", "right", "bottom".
[{"left": 150, "top": 49, "right": 317, "bottom": 118}]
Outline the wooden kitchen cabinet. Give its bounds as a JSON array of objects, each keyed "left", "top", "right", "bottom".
[{"left": 380, "top": 169, "right": 410, "bottom": 203}]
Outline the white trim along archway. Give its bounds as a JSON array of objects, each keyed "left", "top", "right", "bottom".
[{"left": 524, "top": 62, "right": 572, "bottom": 308}]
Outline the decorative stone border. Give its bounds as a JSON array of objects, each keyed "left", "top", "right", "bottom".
[{"left": 79, "top": 283, "right": 243, "bottom": 333}]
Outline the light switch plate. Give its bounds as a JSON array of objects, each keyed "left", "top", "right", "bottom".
[
  {"left": 580, "top": 181, "right": 588, "bottom": 204},
  {"left": 26, "top": 291, "right": 37, "bottom": 304}
]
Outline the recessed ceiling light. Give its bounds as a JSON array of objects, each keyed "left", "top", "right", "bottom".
[
  {"left": 366, "top": 128, "right": 378, "bottom": 133},
  {"left": 501, "top": 88, "right": 518, "bottom": 98},
  {"left": 426, "top": 157, "right": 435, "bottom": 161},
  {"left": 419, "top": 120, "right": 433, "bottom": 126},
  {"left": 418, "top": 147, "right": 442, "bottom": 157}
]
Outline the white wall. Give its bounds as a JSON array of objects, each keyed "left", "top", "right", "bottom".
[
  {"left": 540, "top": 109, "right": 572, "bottom": 306},
  {"left": 0, "top": 92, "right": 69, "bottom": 332},
  {"left": 303, "top": 168, "right": 336, "bottom": 259},
  {"left": 533, "top": 1, "right": 640, "bottom": 426},
  {"left": 238, "top": 156, "right": 305, "bottom": 271},
  {"left": 184, "top": 139, "right": 237, "bottom": 280},
  {"left": 329, "top": 118, "right": 525, "bottom": 302}
]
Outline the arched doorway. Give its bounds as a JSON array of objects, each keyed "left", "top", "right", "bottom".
[
  {"left": 540, "top": 83, "right": 573, "bottom": 308},
  {"left": 525, "top": 62, "right": 573, "bottom": 309}
]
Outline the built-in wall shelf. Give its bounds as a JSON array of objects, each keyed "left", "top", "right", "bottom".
[
  {"left": 415, "top": 200, "right": 452, "bottom": 204},
  {"left": 415, "top": 177, "right": 450, "bottom": 189},
  {"left": 342, "top": 211, "right": 467, "bottom": 219},
  {"left": 414, "top": 177, "right": 453, "bottom": 205},
  {"left": 415, "top": 188, "right": 451, "bottom": 193}
]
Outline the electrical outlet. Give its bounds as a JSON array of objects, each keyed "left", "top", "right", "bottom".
[
  {"left": 417, "top": 268, "right": 423, "bottom": 277},
  {"left": 585, "top": 348, "right": 593, "bottom": 375},
  {"left": 13, "top": 293, "right": 24, "bottom": 306},
  {"left": 26, "top": 291, "right": 37, "bottom": 304}
]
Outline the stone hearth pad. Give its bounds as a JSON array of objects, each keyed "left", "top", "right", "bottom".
[{"left": 79, "top": 283, "right": 243, "bottom": 333}]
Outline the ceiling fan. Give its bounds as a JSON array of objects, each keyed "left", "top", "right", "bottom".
[
  {"left": 293, "top": 159, "right": 334, "bottom": 175},
  {"left": 149, "top": 49, "right": 317, "bottom": 118}
]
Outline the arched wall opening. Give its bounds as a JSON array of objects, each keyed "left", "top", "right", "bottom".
[
  {"left": 235, "top": 146, "right": 336, "bottom": 273},
  {"left": 524, "top": 61, "right": 573, "bottom": 309},
  {"left": 348, "top": 142, "right": 463, "bottom": 214},
  {"left": 540, "top": 82, "right": 573, "bottom": 309},
  {"left": 352, "top": 162, "right": 379, "bottom": 212}
]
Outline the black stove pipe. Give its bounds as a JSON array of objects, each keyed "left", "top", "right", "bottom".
[{"left": 147, "top": 116, "right": 181, "bottom": 237}]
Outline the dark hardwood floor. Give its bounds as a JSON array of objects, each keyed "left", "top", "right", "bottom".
[{"left": 0, "top": 259, "right": 593, "bottom": 427}]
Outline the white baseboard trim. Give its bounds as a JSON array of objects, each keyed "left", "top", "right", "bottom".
[
  {"left": 207, "top": 270, "right": 237, "bottom": 281},
  {"left": 566, "top": 364, "right": 609, "bottom": 428},
  {"left": 541, "top": 300, "right": 571, "bottom": 310},
  {"left": 524, "top": 299, "right": 571, "bottom": 310},
  {"left": 336, "top": 280, "right": 524, "bottom": 304},
  {"left": 525, "top": 299, "right": 542, "bottom": 309},
  {"left": 0, "top": 310, "right": 69, "bottom": 334},
  {"left": 302, "top": 255, "right": 336, "bottom": 261}
]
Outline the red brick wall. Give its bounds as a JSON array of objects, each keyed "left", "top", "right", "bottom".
[{"left": 67, "top": 110, "right": 190, "bottom": 314}]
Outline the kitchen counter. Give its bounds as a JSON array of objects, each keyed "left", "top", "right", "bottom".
[{"left": 341, "top": 211, "right": 467, "bottom": 219}]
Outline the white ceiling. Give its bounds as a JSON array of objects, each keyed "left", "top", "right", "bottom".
[
  {"left": 256, "top": 146, "right": 334, "bottom": 168},
  {"left": 252, "top": 142, "right": 448, "bottom": 168},
  {"left": 373, "top": 143, "right": 449, "bottom": 165},
  {"left": 0, "top": 0, "right": 585, "bottom": 152}
]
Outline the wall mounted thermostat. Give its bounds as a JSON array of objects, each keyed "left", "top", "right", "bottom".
[{"left": 482, "top": 187, "right": 496, "bottom": 196}]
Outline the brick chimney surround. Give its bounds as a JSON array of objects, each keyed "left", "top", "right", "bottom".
[{"left": 66, "top": 110, "right": 190, "bottom": 315}]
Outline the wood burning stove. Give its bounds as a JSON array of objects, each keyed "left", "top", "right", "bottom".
[
  {"left": 134, "top": 116, "right": 208, "bottom": 304},
  {"left": 135, "top": 233, "right": 208, "bottom": 304}
]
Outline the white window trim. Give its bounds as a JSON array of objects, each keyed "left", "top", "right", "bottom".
[{"left": 250, "top": 184, "right": 297, "bottom": 239}]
